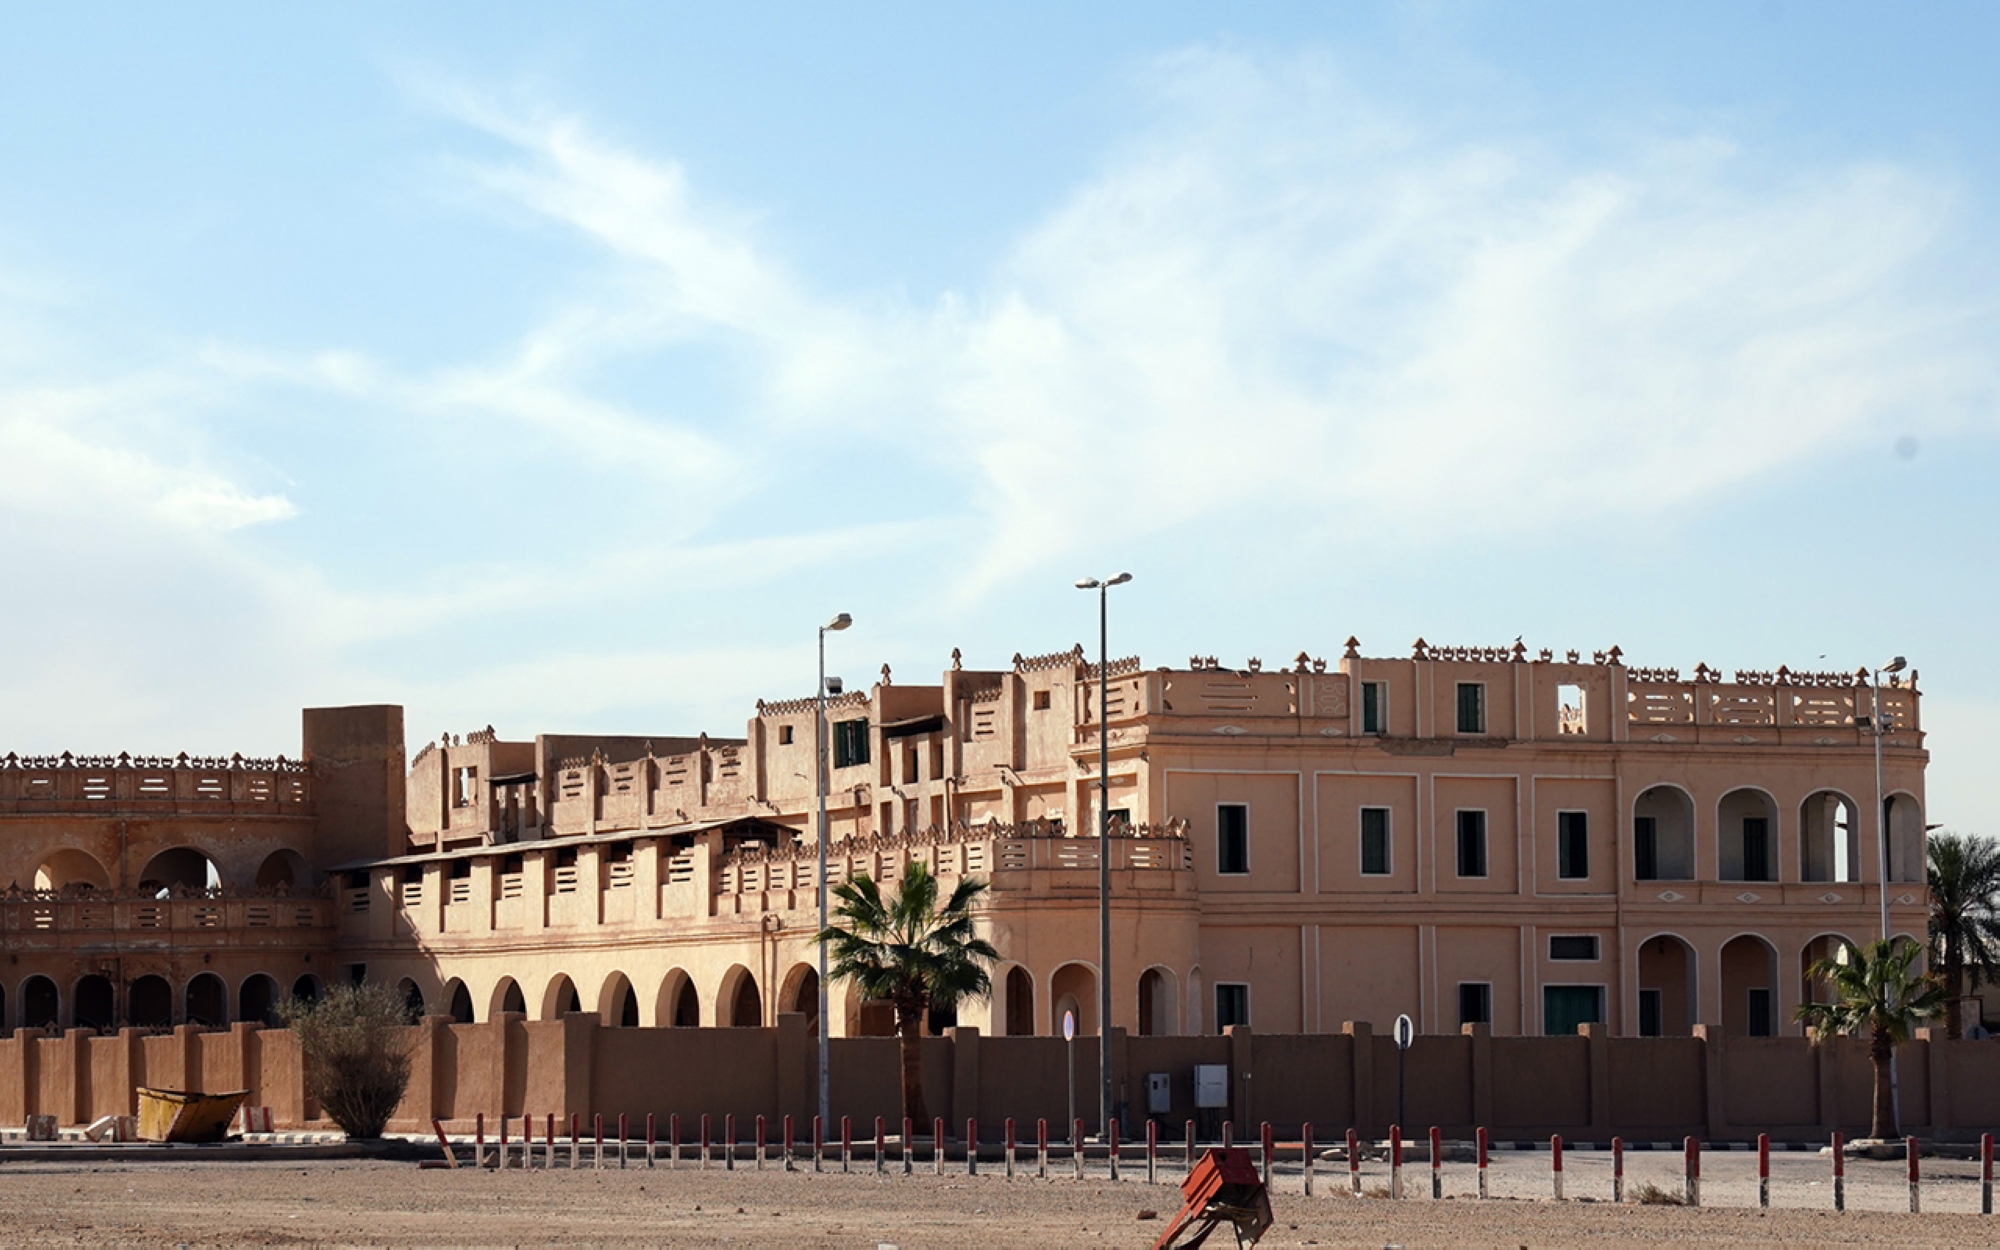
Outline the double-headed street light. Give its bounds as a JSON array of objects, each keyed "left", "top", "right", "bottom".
[
  {"left": 816, "top": 611, "right": 852, "bottom": 1132},
  {"left": 1870, "top": 655, "right": 1907, "bottom": 943},
  {"left": 1075, "top": 571, "right": 1132, "bottom": 1140}
]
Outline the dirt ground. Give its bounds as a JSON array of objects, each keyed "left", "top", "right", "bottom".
[{"left": 0, "top": 1151, "right": 1990, "bottom": 1247}]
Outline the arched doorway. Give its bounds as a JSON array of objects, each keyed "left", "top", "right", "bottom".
[
  {"left": 779, "top": 964, "right": 820, "bottom": 1033},
  {"left": 1137, "top": 967, "right": 1176, "bottom": 1037},
  {"left": 1636, "top": 934, "right": 1695, "bottom": 1036},
  {"left": 1799, "top": 792, "right": 1859, "bottom": 883},
  {"left": 598, "top": 972, "right": 639, "bottom": 1027},
  {"left": 255, "top": 849, "right": 313, "bottom": 890},
  {"left": 290, "top": 975, "right": 324, "bottom": 1006},
  {"left": 138, "top": 847, "right": 220, "bottom": 895},
  {"left": 445, "top": 980, "right": 475, "bottom": 1024},
  {"left": 1004, "top": 966, "right": 1035, "bottom": 1036},
  {"left": 722, "top": 966, "right": 762, "bottom": 1027},
  {"left": 1887, "top": 793, "right": 1924, "bottom": 882},
  {"left": 21, "top": 975, "right": 58, "bottom": 1029},
  {"left": 1800, "top": 934, "right": 1857, "bottom": 1015},
  {"left": 541, "top": 975, "right": 581, "bottom": 1020},
  {"left": 658, "top": 970, "right": 699, "bottom": 1027},
  {"left": 1721, "top": 935, "right": 1779, "bottom": 1036},
  {"left": 75, "top": 974, "right": 115, "bottom": 1030},
  {"left": 1632, "top": 787, "right": 1695, "bottom": 881},
  {"left": 186, "top": 973, "right": 227, "bottom": 1027},
  {"left": 491, "top": 977, "right": 526, "bottom": 1019},
  {"left": 1050, "top": 962, "right": 1097, "bottom": 1037},
  {"left": 129, "top": 975, "right": 172, "bottom": 1027},
  {"left": 35, "top": 848, "right": 111, "bottom": 892},
  {"left": 1719, "top": 789, "right": 1779, "bottom": 883},
  {"left": 240, "top": 974, "right": 280, "bottom": 1026},
  {"left": 399, "top": 978, "right": 426, "bottom": 1019}
]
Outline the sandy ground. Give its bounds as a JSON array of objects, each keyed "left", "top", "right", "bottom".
[{"left": 0, "top": 1149, "right": 1990, "bottom": 1247}]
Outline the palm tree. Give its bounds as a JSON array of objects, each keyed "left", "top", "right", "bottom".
[
  {"left": 816, "top": 860, "right": 997, "bottom": 1126},
  {"left": 1927, "top": 832, "right": 2000, "bottom": 1038},
  {"left": 1796, "top": 936, "right": 1947, "bottom": 1139}
]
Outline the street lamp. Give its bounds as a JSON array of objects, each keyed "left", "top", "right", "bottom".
[
  {"left": 1075, "top": 571, "right": 1132, "bottom": 1140},
  {"left": 816, "top": 611, "right": 852, "bottom": 1132},
  {"left": 1870, "top": 655, "right": 1907, "bottom": 943}
]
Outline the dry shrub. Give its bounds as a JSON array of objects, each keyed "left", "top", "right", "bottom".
[
  {"left": 279, "top": 982, "right": 416, "bottom": 1140},
  {"left": 1631, "top": 1181, "right": 1687, "bottom": 1206}
]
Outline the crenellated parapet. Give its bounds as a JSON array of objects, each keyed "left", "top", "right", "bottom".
[{"left": 0, "top": 752, "right": 312, "bottom": 812}]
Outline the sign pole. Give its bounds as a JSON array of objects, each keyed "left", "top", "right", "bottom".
[{"left": 1394, "top": 1014, "right": 1413, "bottom": 1135}]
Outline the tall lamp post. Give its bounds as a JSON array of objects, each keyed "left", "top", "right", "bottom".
[
  {"left": 1870, "top": 655, "right": 1906, "bottom": 943},
  {"left": 816, "top": 611, "right": 853, "bottom": 1133},
  {"left": 1075, "top": 571, "right": 1132, "bottom": 1139}
]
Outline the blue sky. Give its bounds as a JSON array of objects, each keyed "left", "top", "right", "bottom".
[{"left": 2, "top": 3, "right": 1995, "bottom": 830}]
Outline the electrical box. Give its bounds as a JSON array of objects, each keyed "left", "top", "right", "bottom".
[
  {"left": 1146, "top": 1072, "right": 1172, "bottom": 1115},
  {"left": 1194, "top": 1064, "right": 1230, "bottom": 1110}
]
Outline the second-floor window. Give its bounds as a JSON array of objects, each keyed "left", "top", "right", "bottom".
[
  {"left": 833, "top": 718, "right": 870, "bottom": 768},
  {"left": 1217, "top": 804, "right": 1249, "bottom": 874},
  {"left": 1362, "top": 682, "right": 1386, "bottom": 733},
  {"left": 1456, "top": 810, "right": 1488, "bottom": 878},
  {"left": 1361, "top": 807, "right": 1392, "bottom": 875},
  {"left": 1215, "top": 983, "right": 1250, "bottom": 1032},
  {"left": 1456, "top": 682, "right": 1486, "bottom": 734},
  {"left": 453, "top": 766, "right": 477, "bottom": 808},
  {"left": 1558, "top": 812, "right": 1589, "bottom": 879},
  {"left": 1459, "top": 982, "right": 1492, "bottom": 1026},
  {"left": 1634, "top": 816, "right": 1658, "bottom": 880}
]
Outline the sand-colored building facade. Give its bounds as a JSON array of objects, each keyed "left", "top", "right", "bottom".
[{"left": 1, "top": 640, "right": 1929, "bottom": 1046}]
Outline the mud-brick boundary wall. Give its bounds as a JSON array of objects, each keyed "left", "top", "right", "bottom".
[{"left": 5, "top": 1018, "right": 1998, "bottom": 1141}]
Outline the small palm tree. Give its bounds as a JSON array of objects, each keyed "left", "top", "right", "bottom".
[
  {"left": 817, "top": 860, "right": 997, "bottom": 1126},
  {"left": 1796, "top": 937, "right": 1947, "bottom": 1139},
  {"left": 1927, "top": 832, "right": 2000, "bottom": 1038}
]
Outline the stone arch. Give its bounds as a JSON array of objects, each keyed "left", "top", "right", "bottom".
[
  {"left": 657, "top": 969, "right": 699, "bottom": 1027},
  {"left": 1049, "top": 961, "right": 1098, "bottom": 1037},
  {"left": 598, "top": 971, "right": 640, "bottom": 1027},
  {"left": 239, "top": 974, "right": 280, "bottom": 1026},
  {"left": 398, "top": 977, "right": 426, "bottom": 1019},
  {"left": 540, "top": 974, "right": 582, "bottom": 1021},
  {"left": 186, "top": 972, "right": 228, "bottom": 1027},
  {"left": 443, "top": 979, "right": 475, "bottom": 1024},
  {"left": 1720, "top": 933, "right": 1779, "bottom": 1036},
  {"left": 1632, "top": 785, "right": 1695, "bottom": 881},
  {"left": 75, "top": 973, "right": 115, "bottom": 1030},
  {"left": 778, "top": 962, "right": 820, "bottom": 1034},
  {"left": 35, "top": 848, "right": 111, "bottom": 893},
  {"left": 255, "top": 848, "right": 313, "bottom": 891},
  {"left": 138, "top": 846, "right": 219, "bottom": 896},
  {"left": 1718, "top": 788, "right": 1779, "bottom": 882},
  {"left": 1002, "top": 965, "right": 1036, "bottom": 1036},
  {"left": 719, "top": 964, "right": 762, "bottom": 1027},
  {"left": 129, "top": 975, "right": 172, "bottom": 1028},
  {"left": 290, "top": 974, "right": 324, "bottom": 1006},
  {"left": 490, "top": 977, "right": 526, "bottom": 1020},
  {"left": 1799, "top": 790, "right": 1860, "bottom": 884},
  {"left": 1799, "top": 932, "right": 1859, "bottom": 1015},
  {"left": 1886, "top": 791, "right": 1925, "bottom": 883},
  {"left": 1635, "top": 933, "right": 1696, "bottom": 1036},
  {"left": 1186, "top": 966, "right": 1204, "bottom": 1036},
  {"left": 1137, "top": 966, "right": 1177, "bottom": 1037}
]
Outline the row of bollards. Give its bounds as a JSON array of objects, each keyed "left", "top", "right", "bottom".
[{"left": 428, "top": 1112, "right": 1997, "bottom": 1214}]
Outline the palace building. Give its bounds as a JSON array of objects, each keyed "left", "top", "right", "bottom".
[{"left": 0, "top": 639, "right": 1929, "bottom": 1044}]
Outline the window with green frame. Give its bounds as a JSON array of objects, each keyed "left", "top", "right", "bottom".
[{"left": 832, "top": 718, "right": 870, "bottom": 768}]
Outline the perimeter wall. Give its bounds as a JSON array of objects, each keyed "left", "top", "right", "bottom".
[{"left": 5, "top": 1017, "right": 1998, "bottom": 1142}]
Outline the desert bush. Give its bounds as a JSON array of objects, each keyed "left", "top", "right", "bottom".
[
  {"left": 279, "top": 982, "right": 416, "bottom": 1140},
  {"left": 1631, "top": 1181, "right": 1687, "bottom": 1205}
]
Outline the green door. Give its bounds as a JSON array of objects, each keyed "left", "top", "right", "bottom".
[{"left": 1543, "top": 985, "right": 1604, "bottom": 1036}]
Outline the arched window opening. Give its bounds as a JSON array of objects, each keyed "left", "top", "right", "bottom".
[
  {"left": 1138, "top": 968, "right": 1176, "bottom": 1037},
  {"left": 1049, "top": 962, "right": 1097, "bottom": 1037},
  {"left": 1799, "top": 792, "right": 1859, "bottom": 883},
  {"left": 1719, "top": 790, "right": 1779, "bottom": 883},
  {"left": 725, "top": 967, "right": 763, "bottom": 1027},
  {"left": 138, "top": 847, "right": 220, "bottom": 897},
  {"left": 1632, "top": 787, "right": 1694, "bottom": 881},
  {"left": 75, "top": 974, "right": 115, "bottom": 1031},
  {"left": 1720, "top": 935, "right": 1779, "bottom": 1037},
  {"left": 399, "top": 978, "right": 426, "bottom": 1019},
  {"left": 447, "top": 981, "right": 475, "bottom": 1024},
  {"left": 240, "top": 975, "right": 280, "bottom": 1026},
  {"left": 35, "top": 849, "right": 111, "bottom": 893},
  {"left": 186, "top": 973, "right": 227, "bottom": 1027},
  {"left": 290, "top": 975, "right": 324, "bottom": 1007},
  {"left": 1636, "top": 935, "right": 1695, "bottom": 1036},
  {"left": 1004, "top": 967, "right": 1035, "bottom": 1036},
  {"left": 128, "top": 975, "right": 172, "bottom": 1028},
  {"left": 255, "top": 849, "right": 313, "bottom": 891}
]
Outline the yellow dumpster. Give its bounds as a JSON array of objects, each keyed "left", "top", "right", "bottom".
[{"left": 136, "top": 1087, "right": 250, "bottom": 1143}]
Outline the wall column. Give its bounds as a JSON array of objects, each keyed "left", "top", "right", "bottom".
[
  {"left": 1344, "top": 1021, "right": 1373, "bottom": 1135},
  {"left": 1462, "top": 1022, "right": 1492, "bottom": 1130}
]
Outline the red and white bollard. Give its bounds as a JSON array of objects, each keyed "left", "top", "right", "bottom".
[
  {"left": 699, "top": 1113, "right": 712, "bottom": 1170},
  {"left": 1831, "top": 1131, "right": 1844, "bottom": 1212},
  {"left": 812, "top": 1114, "right": 824, "bottom": 1174},
  {"left": 1146, "top": 1119, "right": 1158, "bottom": 1186},
  {"left": 1348, "top": 1128, "right": 1362, "bottom": 1196},
  {"left": 499, "top": 1113, "right": 509, "bottom": 1169},
  {"left": 967, "top": 1117, "right": 978, "bottom": 1176},
  {"left": 719, "top": 1113, "right": 731, "bottom": 1172},
  {"left": 1073, "top": 1118, "right": 1085, "bottom": 1181},
  {"left": 547, "top": 1113, "right": 557, "bottom": 1169},
  {"left": 1551, "top": 1134, "right": 1564, "bottom": 1201},
  {"left": 1430, "top": 1126, "right": 1443, "bottom": 1200},
  {"left": 1477, "top": 1127, "right": 1489, "bottom": 1200},
  {"left": 840, "top": 1115, "right": 852, "bottom": 1173},
  {"left": 1302, "top": 1122, "right": 1314, "bottom": 1197},
  {"left": 619, "top": 1113, "right": 629, "bottom": 1169},
  {"left": 1038, "top": 1118, "right": 1050, "bottom": 1179},
  {"left": 902, "top": 1117, "right": 913, "bottom": 1175},
  {"left": 1981, "top": 1132, "right": 1993, "bottom": 1216},
  {"left": 595, "top": 1113, "right": 605, "bottom": 1170},
  {"left": 1908, "top": 1136, "right": 1921, "bottom": 1214},
  {"left": 1684, "top": 1136, "right": 1700, "bottom": 1207},
  {"left": 1611, "top": 1136, "right": 1624, "bottom": 1204},
  {"left": 1007, "top": 1117, "right": 1018, "bottom": 1180},
  {"left": 523, "top": 1112, "right": 534, "bottom": 1170},
  {"left": 475, "top": 1112, "right": 486, "bottom": 1169},
  {"left": 873, "top": 1116, "right": 886, "bottom": 1175},
  {"left": 1757, "top": 1133, "right": 1770, "bottom": 1209},
  {"left": 570, "top": 1112, "right": 581, "bottom": 1170},
  {"left": 1185, "top": 1120, "right": 1197, "bottom": 1179},
  {"left": 1259, "top": 1122, "right": 1273, "bottom": 1186},
  {"left": 756, "top": 1114, "right": 767, "bottom": 1171},
  {"left": 647, "top": 1112, "right": 657, "bottom": 1169},
  {"left": 934, "top": 1117, "right": 946, "bottom": 1176},
  {"left": 782, "top": 1114, "right": 793, "bottom": 1171},
  {"left": 669, "top": 1113, "right": 682, "bottom": 1170},
  {"left": 1108, "top": 1119, "right": 1119, "bottom": 1182},
  {"left": 1390, "top": 1124, "right": 1403, "bottom": 1200}
]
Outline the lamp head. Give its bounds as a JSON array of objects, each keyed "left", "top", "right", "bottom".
[
  {"left": 1075, "top": 578, "right": 1101, "bottom": 590},
  {"left": 1882, "top": 655, "right": 1907, "bottom": 674},
  {"left": 824, "top": 613, "right": 852, "bottom": 632},
  {"left": 1107, "top": 572, "right": 1133, "bottom": 586}
]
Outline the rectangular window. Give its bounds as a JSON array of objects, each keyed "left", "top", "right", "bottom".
[
  {"left": 1361, "top": 682, "right": 1385, "bottom": 734},
  {"left": 1747, "top": 988, "right": 1774, "bottom": 1037},
  {"left": 1557, "top": 811, "right": 1589, "bottom": 879},
  {"left": 1549, "top": 935, "right": 1600, "bottom": 961},
  {"left": 1458, "top": 982, "right": 1492, "bottom": 1027},
  {"left": 779, "top": 724, "right": 794, "bottom": 745},
  {"left": 1456, "top": 682, "right": 1486, "bottom": 734},
  {"left": 1638, "top": 989, "right": 1663, "bottom": 1038},
  {"left": 905, "top": 745, "right": 921, "bottom": 784},
  {"left": 1033, "top": 689, "right": 1051, "bottom": 711},
  {"left": 1634, "top": 816, "right": 1659, "bottom": 881},
  {"left": 833, "top": 718, "right": 870, "bottom": 769},
  {"left": 1456, "top": 810, "right": 1487, "bottom": 878},
  {"left": 452, "top": 767, "right": 477, "bottom": 808},
  {"left": 1216, "top": 804, "right": 1249, "bottom": 875},
  {"left": 1557, "top": 683, "right": 1586, "bottom": 734},
  {"left": 1360, "top": 807, "right": 1391, "bottom": 875},
  {"left": 1543, "top": 985, "right": 1605, "bottom": 1037},
  {"left": 1215, "top": 983, "right": 1250, "bottom": 1032},
  {"left": 1742, "top": 817, "right": 1771, "bottom": 882}
]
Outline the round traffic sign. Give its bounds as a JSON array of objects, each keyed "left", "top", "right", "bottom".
[
  {"left": 1394, "top": 1013, "right": 1414, "bottom": 1050},
  {"left": 1063, "top": 1010, "right": 1076, "bottom": 1041}
]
